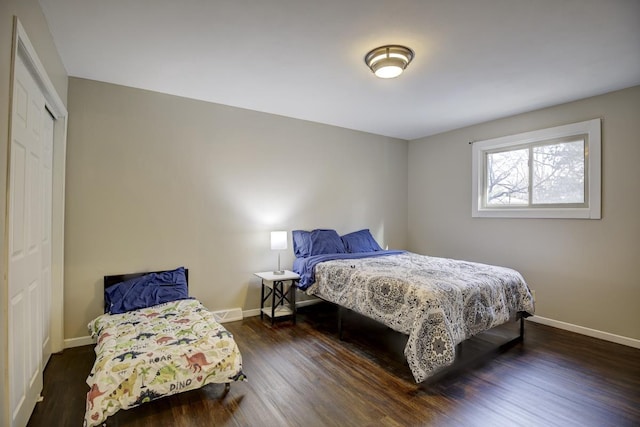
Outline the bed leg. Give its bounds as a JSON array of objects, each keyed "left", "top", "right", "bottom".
[
  {"left": 519, "top": 315, "right": 524, "bottom": 340},
  {"left": 338, "top": 306, "right": 343, "bottom": 340}
]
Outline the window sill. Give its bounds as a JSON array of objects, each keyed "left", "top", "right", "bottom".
[{"left": 472, "top": 206, "right": 600, "bottom": 219}]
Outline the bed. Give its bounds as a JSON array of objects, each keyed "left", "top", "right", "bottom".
[
  {"left": 292, "top": 229, "right": 535, "bottom": 383},
  {"left": 84, "top": 267, "right": 245, "bottom": 427}
]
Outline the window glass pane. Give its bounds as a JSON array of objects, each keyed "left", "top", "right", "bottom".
[
  {"left": 486, "top": 148, "right": 529, "bottom": 205},
  {"left": 532, "top": 139, "right": 585, "bottom": 204}
]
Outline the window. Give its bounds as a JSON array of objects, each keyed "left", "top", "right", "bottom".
[{"left": 472, "top": 119, "right": 601, "bottom": 219}]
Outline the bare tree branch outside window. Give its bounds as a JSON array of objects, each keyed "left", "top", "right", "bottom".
[
  {"left": 532, "top": 140, "right": 584, "bottom": 204},
  {"left": 486, "top": 139, "right": 585, "bottom": 206},
  {"left": 486, "top": 148, "right": 528, "bottom": 205}
]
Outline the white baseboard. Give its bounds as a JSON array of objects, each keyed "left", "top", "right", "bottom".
[
  {"left": 242, "top": 308, "right": 262, "bottom": 318},
  {"left": 243, "top": 298, "right": 322, "bottom": 318},
  {"left": 64, "top": 335, "right": 95, "bottom": 349},
  {"left": 527, "top": 315, "right": 640, "bottom": 349},
  {"left": 212, "top": 307, "right": 243, "bottom": 323}
]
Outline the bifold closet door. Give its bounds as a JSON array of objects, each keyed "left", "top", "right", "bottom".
[{"left": 8, "top": 50, "right": 51, "bottom": 427}]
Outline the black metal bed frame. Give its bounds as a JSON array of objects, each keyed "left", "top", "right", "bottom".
[
  {"left": 337, "top": 305, "right": 527, "bottom": 340},
  {"left": 335, "top": 303, "right": 529, "bottom": 381}
]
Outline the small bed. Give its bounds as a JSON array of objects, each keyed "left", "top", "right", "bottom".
[
  {"left": 84, "top": 267, "right": 245, "bottom": 427},
  {"left": 292, "top": 229, "right": 535, "bottom": 383}
]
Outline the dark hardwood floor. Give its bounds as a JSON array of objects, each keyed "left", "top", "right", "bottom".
[{"left": 28, "top": 303, "right": 640, "bottom": 426}]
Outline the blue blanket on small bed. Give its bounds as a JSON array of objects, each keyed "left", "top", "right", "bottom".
[{"left": 293, "top": 250, "right": 405, "bottom": 290}]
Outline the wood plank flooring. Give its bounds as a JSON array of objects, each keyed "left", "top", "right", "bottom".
[{"left": 28, "top": 302, "right": 640, "bottom": 426}]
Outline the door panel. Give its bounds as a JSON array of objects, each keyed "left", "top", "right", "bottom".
[
  {"left": 8, "top": 52, "right": 46, "bottom": 427},
  {"left": 42, "top": 113, "right": 54, "bottom": 365},
  {"left": 9, "top": 142, "right": 26, "bottom": 260},
  {"left": 9, "top": 293, "right": 26, "bottom": 418}
]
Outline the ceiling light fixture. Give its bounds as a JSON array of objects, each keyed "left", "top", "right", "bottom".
[{"left": 364, "top": 45, "right": 414, "bottom": 79}]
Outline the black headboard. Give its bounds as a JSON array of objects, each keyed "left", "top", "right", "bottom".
[{"left": 103, "top": 268, "right": 189, "bottom": 313}]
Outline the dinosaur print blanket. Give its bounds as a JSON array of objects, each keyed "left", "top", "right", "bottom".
[{"left": 85, "top": 299, "right": 245, "bottom": 426}]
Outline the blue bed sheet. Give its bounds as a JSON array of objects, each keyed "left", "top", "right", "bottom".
[{"left": 293, "top": 250, "right": 405, "bottom": 290}]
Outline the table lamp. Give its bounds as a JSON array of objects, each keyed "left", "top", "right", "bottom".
[{"left": 270, "top": 231, "right": 287, "bottom": 275}]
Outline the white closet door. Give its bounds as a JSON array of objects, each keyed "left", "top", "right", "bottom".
[
  {"left": 41, "top": 111, "right": 54, "bottom": 367},
  {"left": 9, "top": 52, "right": 46, "bottom": 427}
]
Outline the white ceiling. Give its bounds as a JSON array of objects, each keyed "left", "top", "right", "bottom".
[{"left": 39, "top": 0, "right": 640, "bottom": 140}]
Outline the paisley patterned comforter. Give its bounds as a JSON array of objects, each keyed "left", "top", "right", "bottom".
[
  {"left": 85, "top": 299, "right": 245, "bottom": 426},
  {"left": 308, "top": 252, "right": 535, "bottom": 382}
]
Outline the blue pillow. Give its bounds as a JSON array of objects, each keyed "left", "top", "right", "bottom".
[
  {"left": 309, "top": 229, "right": 346, "bottom": 256},
  {"left": 292, "top": 230, "right": 312, "bottom": 258},
  {"left": 341, "top": 229, "right": 383, "bottom": 253},
  {"left": 106, "top": 267, "right": 189, "bottom": 314},
  {"left": 153, "top": 267, "right": 188, "bottom": 287}
]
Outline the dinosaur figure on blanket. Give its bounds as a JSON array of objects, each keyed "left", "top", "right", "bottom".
[
  {"left": 86, "top": 384, "right": 105, "bottom": 410},
  {"left": 108, "top": 369, "right": 139, "bottom": 400},
  {"left": 172, "top": 337, "right": 194, "bottom": 345},
  {"left": 150, "top": 364, "right": 178, "bottom": 385},
  {"left": 133, "top": 332, "right": 154, "bottom": 341},
  {"left": 176, "top": 325, "right": 196, "bottom": 338},
  {"left": 113, "top": 350, "right": 144, "bottom": 362},
  {"left": 142, "top": 311, "right": 160, "bottom": 318},
  {"left": 214, "top": 329, "right": 232, "bottom": 339},
  {"left": 159, "top": 312, "right": 177, "bottom": 319},
  {"left": 97, "top": 332, "right": 112, "bottom": 345},
  {"left": 183, "top": 352, "right": 212, "bottom": 373},
  {"left": 156, "top": 336, "right": 173, "bottom": 345}
]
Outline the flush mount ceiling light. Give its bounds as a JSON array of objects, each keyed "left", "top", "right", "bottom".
[{"left": 364, "top": 45, "right": 414, "bottom": 79}]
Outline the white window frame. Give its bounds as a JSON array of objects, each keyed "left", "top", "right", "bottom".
[{"left": 472, "top": 119, "right": 601, "bottom": 219}]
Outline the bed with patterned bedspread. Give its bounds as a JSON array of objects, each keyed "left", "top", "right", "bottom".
[
  {"left": 306, "top": 252, "right": 535, "bottom": 382},
  {"left": 85, "top": 298, "right": 245, "bottom": 427}
]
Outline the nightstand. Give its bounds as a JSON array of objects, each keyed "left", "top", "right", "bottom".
[{"left": 254, "top": 270, "right": 300, "bottom": 325}]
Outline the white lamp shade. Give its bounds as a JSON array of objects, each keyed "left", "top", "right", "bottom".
[{"left": 270, "top": 231, "right": 288, "bottom": 250}]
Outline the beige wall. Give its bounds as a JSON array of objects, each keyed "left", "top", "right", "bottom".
[
  {"left": 0, "top": 0, "right": 68, "bottom": 423},
  {"left": 65, "top": 77, "right": 408, "bottom": 339},
  {"left": 408, "top": 86, "right": 640, "bottom": 340},
  {"left": 6, "top": 1, "right": 634, "bottom": 347}
]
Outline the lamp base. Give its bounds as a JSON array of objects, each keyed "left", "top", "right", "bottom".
[{"left": 273, "top": 270, "right": 285, "bottom": 275}]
